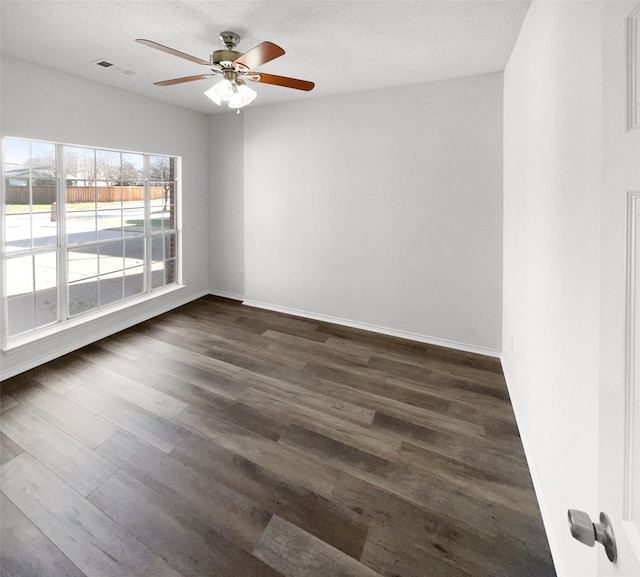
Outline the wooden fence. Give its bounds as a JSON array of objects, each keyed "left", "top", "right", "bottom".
[{"left": 6, "top": 186, "right": 169, "bottom": 205}]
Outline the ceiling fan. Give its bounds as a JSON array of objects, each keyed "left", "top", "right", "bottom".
[{"left": 136, "top": 31, "right": 315, "bottom": 109}]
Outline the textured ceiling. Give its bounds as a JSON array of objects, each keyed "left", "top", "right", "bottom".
[{"left": 0, "top": 0, "right": 531, "bottom": 115}]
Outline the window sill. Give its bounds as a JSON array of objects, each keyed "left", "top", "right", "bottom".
[{"left": 2, "top": 284, "right": 185, "bottom": 354}]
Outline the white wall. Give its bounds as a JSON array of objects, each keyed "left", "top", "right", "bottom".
[
  {"left": 503, "top": 2, "right": 603, "bottom": 575},
  {"left": 209, "top": 112, "right": 245, "bottom": 299},
  {"left": 1, "top": 56, "right": 210, "bottom": 379},
  {"left": 240, "top": 74, "right": 504, "bottom": 354}
]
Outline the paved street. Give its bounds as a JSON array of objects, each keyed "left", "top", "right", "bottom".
[{"left": 5, "top": 203, "right": 172, "bottom": 296}]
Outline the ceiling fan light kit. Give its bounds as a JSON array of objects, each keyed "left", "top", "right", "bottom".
[
  {"left": 204, "top": 78, "right": 257, "bottom": 108},
  {"left": 136, "top": 31, "right": 314, "bottom": 111},
  {"left": 229, "top": 84, "right": 258, "bottom": 109}
]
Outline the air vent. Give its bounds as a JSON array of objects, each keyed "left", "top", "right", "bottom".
[{"left": 90, "top": 59, "right": 136, "bottom": 76}]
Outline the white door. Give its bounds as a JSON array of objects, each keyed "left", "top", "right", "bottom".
[{"left": 597, "top": 2, "right": 640, "bottom": 575}]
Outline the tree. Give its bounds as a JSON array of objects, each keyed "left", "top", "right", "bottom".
[
  {"left": 65, "top": 148, "right": 96, "bottom": 185},
  {"left": 121, "top": 159, "right": 142, "bottom": 186},
  {"left": 30, "top": 147, "right": 56, "bottom": 175},
  {"left": 95, "top": 151, "right": 121, "bottom": 186},
  {"left": 94, "top": 151, "right": 141, "bottom": 186},
  {"left": 149, "top": 155, "right": 175, "bottom": 210}
]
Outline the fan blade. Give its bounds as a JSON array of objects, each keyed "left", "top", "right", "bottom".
[
  {"left": 249, "top": 72, "right": 315, "bottom": 91},
  {"left": 154, "top": 74, "right": 217, "bottom": 86},
  {"left": 136, "top": 38, "right": 210, "bottom": 66},
  {"left": 233, "top": 41, "right": 285, "bottom": 70}
]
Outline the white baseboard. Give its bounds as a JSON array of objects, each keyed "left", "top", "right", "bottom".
[
  {"left": 500, "top": 356, "right": 564, "bottom": 577},
  {"left": 242, "top": 299, "right": 501, "bottom": 358},
  {"left": 208, "top": 290, "right": 244, "bottom": 301},
  {"left": 0, "top": 289, "right": 208, "bottom": 381},
  {"left": 1, "top": 290, "right": 500, "bottom": 380}
]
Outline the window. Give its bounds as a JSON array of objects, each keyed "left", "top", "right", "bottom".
[{"left": 2, "top": 138, "right": 180, "bottom": 345}]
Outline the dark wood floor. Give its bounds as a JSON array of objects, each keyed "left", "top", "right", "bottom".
[{"left": 0, "top": 296, "right": 556, "bottom": 577}]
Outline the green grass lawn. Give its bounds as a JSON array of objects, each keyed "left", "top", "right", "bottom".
[{"left": 5, "top": 204, "right": 55, "bottom": 214}]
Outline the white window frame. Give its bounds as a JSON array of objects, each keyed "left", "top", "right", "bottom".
[{"left": 1, "top": 137, "right": 183, "bottom": 351}]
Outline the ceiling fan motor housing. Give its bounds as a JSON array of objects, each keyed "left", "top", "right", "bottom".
[
  {"left": 210, "top": 48, "right": 243, "bottom": 68},
  {"left": 212, "top": 31, "right": 245, "bottom": 69}
]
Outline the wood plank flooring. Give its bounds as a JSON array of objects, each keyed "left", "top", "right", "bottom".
[{"left": 0, "top": 296, "right": 556, "bottom": 577}]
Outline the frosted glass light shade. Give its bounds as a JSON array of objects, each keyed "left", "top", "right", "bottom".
[
  {"left": 228, "top": 84, "right": 257, "bottom": 109},
  {"left": 204, "top": 78, "right": 257, "bottom": 109},
  {"left": 204, "top": 79, "right": 234, "bottom": 105}
]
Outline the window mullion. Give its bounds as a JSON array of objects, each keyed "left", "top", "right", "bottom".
[
  {"left": 58, "top": 144, "right": 69, "bottom": 320},
  {"left": 144, "top": 155, "right": 151, "bottom": 294},
  {"left": 94, "top": 149, "right": 101, "bottom": 308},
  {"left": 31, "top": 253, "right": 37, "bottom": 326},
  {"left": 28, "top": 142, "right": 33, "bottom": 252}
]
